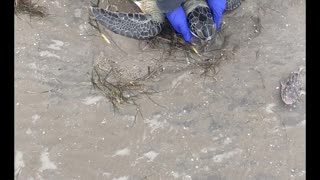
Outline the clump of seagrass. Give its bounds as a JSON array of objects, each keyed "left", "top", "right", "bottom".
[
  {"left": 91, "top": 59, "right": 159, "bottom": 111},
  {"left": 14, "top": 0, "right": 48, "bottom": 17}
]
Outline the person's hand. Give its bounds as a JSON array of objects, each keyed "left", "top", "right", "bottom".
[
  {"left": 207, "top": 0, "right": 226, "bottom": 29},
  {"left": 165, "top": 5, "right": 192, "bottom": 42}
]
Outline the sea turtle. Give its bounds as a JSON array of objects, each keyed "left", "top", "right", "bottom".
[
  {"left": 280, "top": 67, "right": 305, "bottom": 105},
  {"left": 89, "top": 0, "right": 241, "bottom": 43}
]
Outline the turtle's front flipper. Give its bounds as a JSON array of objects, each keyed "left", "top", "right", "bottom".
[{"left": 89, "top": 7, "right": 163, "bottom": 40}]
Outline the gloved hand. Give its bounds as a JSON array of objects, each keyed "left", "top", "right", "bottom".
[
  {"left": 165, "top": 5, "right": 192, "bottom": 42},
  {"left": 207, "top": 0, "right": 226, "bottom": 29}
]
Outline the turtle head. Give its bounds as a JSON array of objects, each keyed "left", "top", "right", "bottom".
[{"left": 187, "top": 6, "right": 217, "bottom": 43}]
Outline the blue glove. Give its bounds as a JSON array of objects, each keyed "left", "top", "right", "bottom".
[
  {"left": 165, "top": 5, "right": 192, "bottom": 42},
  {"left": 207, "top": 0, "right": 226, "bottom": 29}
]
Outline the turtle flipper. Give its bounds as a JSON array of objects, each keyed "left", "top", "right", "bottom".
[
  {"left": 225, "top": 0, "right": 241, "bottom": 11},
  {"left": 89, "top": 7, "right": 163, "bottom": 40}
]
